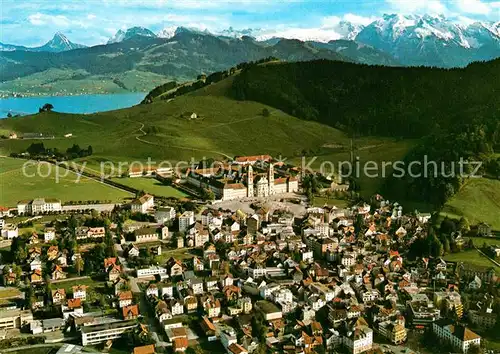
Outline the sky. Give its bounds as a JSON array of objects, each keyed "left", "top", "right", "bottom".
[{"left": 1, "top": 0, "right": 499, "bottom": 46}]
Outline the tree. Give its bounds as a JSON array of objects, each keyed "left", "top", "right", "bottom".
[
  {"left": 468, "top": 345, "right": 481, "bottom": 354},
  {"left": 14, "top": 248, "right": 27, "bottom": 264},
  {"left": 39, "top": 103, "right": 54, "bottom": 112},
  {"left": 6, "top": 112, "right": 12, "bottom": 118},
  {"left": 458, "top": 217, "right": 470, "bottom": 233},
  {"left": 440, "top": 217, "right": 457, "bottom": 235},
  {"left": 354, "top": 214, "right": 365, "bottom": 234},
  {"left": 443, "top": 238, "right": 451, "bottom": 254},
  {"left": 75, "top": 256, "right": 84, "bottom": 276}
]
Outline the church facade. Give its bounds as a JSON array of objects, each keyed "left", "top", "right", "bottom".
[{"left": 186, "top": 157, "right": 299, "bottom": 201}]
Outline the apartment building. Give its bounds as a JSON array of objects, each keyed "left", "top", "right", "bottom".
[
  {"left": 179, "top": 211, "right": 195, "bottom": 233},
  {"left": 81, "top": 319, "right": 137, "bottom": 346},
  {"left": 17, "top": 198, "right": 62, "bottom": 215},
  {"left": 432, "top": 319, "right": 481, "bottom": 353},
  {"left": 0, "top": 309, "right": 33, "bottom": 329}
]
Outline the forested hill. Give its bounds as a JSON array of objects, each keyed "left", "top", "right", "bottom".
[{"left": 230, "top": 59, "right": 500, "bottom": 138}]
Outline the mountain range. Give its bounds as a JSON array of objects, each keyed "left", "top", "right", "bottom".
[
  {"left": 0, "top": 32, "right": 86, "bottom": 53},
  {"left": 1, "top": 14, "right": 499, "bottom": 96},
  {"left": 2, "top": 14, "right": 499, "bottom": 67}
]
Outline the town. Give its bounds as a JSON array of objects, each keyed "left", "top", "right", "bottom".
[{"left": 0, "top": 155, "right": 499, "bottom": 354}]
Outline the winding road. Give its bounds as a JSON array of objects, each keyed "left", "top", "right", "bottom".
[{"left": 135, "top": 123, "right": 232, "bottom": 160}]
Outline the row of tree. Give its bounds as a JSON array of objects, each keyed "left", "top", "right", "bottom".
[{"left": 11, "top": 142, "right": 94, "bottom": 160}]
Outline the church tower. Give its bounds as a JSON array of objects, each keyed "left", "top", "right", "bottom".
[
  {"left": 247, "top": 165, "right": 254, "bottom": 197},
  {"left": 268, "top": 163, "right": 274, "bottom": 196}
]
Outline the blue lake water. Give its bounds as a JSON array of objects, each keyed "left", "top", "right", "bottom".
[{"left": 0, "top": 93, "right": 146, "bottom": 118}]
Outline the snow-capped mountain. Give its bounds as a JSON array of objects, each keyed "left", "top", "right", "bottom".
[
  {"left": 157, "top": 26, "right": 178, "bottom": 39},
  {"left": 335, "top": 21, "right": 365, "bottom": 41},
  {"left": 108, "top": 27, "right": 157, "bottom": 44},
  {"left": 0, "top": 32, "right": 86, "bottom": 52},
  {"left": 36, "top": 32, "right": 87, "bottom": 52},
  {"left": 218, "top": 27, "right": 258, "bottom": 38},
  {"left": 355, "top": 14, "right": 500, "bottom": 67}
]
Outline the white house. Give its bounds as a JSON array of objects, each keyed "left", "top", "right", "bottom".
[
  {"left": 146, "top": 284, "right": 159, "bottom": 298},
  {"left": 137, "top": 266, "right": 167, "bottom": 278},
  {"left": 44, "top": 228, "right": 56, "bottom": 242},
  {"left": 169, "top": 300, "right": 184, "bottom": 316},
  {"left": 160, "top": 283, "right": 174, "bottom": 298},
  {"left": 1, "top": 224, "right": 18, "bottom": 239},
  {"left": 117, "top": 291, "right": 133, "bottom": 308},
  {"left": 342, "top": 325, "right": 373, "bottom": 354},
  {"left": 156, "top": 207, "right": 176, "bottom": 224},
  {"left": 131, "top": 194, "right": 154, "bottom": 214},
  {"left": 30, "top": 257, "right": 42, "bottom": 271},
  {"left": 433, "top": 319, "right": 481, "bottom": 353},
  {"left": 17, "top": 198, "right": 62, "bottom": 215},
  {"left": 72, "top": 285, "right": 88, "bottom": 300}
]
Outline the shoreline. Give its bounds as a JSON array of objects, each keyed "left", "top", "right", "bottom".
[{"left": 0, "top": 91, "right": 148, "bottom": 99}]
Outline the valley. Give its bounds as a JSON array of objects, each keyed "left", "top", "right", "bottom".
[
  {"left": 1, "top": 58, "right": 498, "bottom": 225},
  {"left": 1, "top": 4, "right": 500, "bottom": 354}
]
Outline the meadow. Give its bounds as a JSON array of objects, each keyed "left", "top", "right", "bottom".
[
  {"left": 441, "top": 178, "right": 500, "bottom": 230},
  {"left": 444, "top": 250, "right": 500, "bottom": 274},
  {"left": 0, "top": 157, "right": 132, "bottom": 207},
  {"left": 112, "top": 177, "right": 188, "bottom": 198}
]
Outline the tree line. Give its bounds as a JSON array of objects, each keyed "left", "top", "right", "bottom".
[{"left": 10, "top": 142, "right": 93, "bottom": 160}]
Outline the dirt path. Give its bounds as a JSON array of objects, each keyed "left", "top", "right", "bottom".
[{"left": 134, "top": 123, "right": 233, "bottom": 160}]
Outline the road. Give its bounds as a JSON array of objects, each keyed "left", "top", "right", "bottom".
[
  {"left": 135, "top": 123, "right": 232, "bottom": 159},
  {"left": 475, "top": 246, "right": 500, "bottom": 267},
  {"left": 1, "top": 343, "right": 101, "bottom": 353},
  {"left": 137, "top": 292, "right": 169, "bottom": 347},
  {"left": 50, "top": 276, "right": 90, "bottom": 284}
]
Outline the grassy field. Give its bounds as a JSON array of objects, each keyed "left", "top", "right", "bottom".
[
  {"left": 0, "top": 287, "right": 22, "bottom": 299},
  {"left": 0, "top": 81, "right": 359, "bottom": 202},
  {"left": 312, "top": 196, "right": 349, "bottom": 208},
  {"left": 441, "top": 178, "right": 500, "bottom": 230},
  {"left": 50, "top": 276, "right": 106, "bottom": 293},
  {"left": 468, "top": 237, "right": 500, "bottom": 247},
  {"left": 112, "top": 177, "right": 188, "bottom": 198},
  {"left": 0, "top": 157, "right": 133, "bottom": 207},
  {"left": 444, "top": 250, "right": 500, "bottom": 274}
]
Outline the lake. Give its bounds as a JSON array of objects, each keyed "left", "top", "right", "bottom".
[{"left": 0, "top": 92, "right": 146, "bottom": 118}]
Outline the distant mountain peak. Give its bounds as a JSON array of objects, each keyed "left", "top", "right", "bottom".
[
  {"left": 174, "top": 26, "right": 212, "bottom": 36},
  {"left": 157, "top": 26, "right": 177, "bottom": 39},
  {"left": 34, "top": 32, "right": 86, "bottom": 52},
  {"left": 356, "top": 13, "right": 500, "bottom": 67},
  {"left": 107, "top": 26, "right": 157, "bottom": 44}
]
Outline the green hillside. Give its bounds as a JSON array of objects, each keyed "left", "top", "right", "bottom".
[
  {"left": 231, "top": 59, "right": 500, "bottom": 138},
  {"left": 0, "top": 95, "right": 349, "bottom": 162},
  {"left": 441, "top": 178, "right": 500, "bottom": 230}
]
